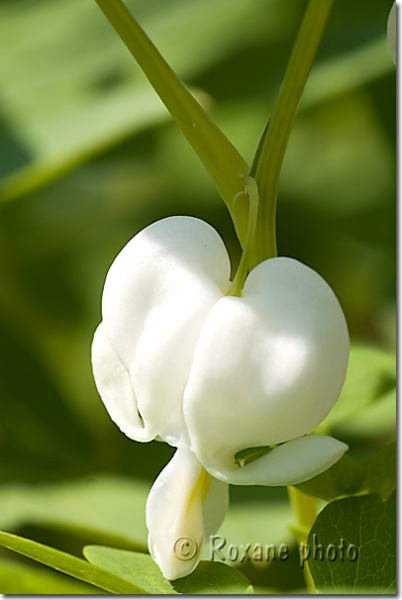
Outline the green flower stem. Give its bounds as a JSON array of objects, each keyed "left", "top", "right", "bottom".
[
  {"left": 227, "top": 177, "right": 259, "bottom": 297},
  {"left": 93, "top": 0, "right": 250, "bottom": 245},
  {"left": 250, "top": 0, "right": 335, "bottom": 268},
  {"left": 288, "top": 486, "right": 318, "bottom": 592}
]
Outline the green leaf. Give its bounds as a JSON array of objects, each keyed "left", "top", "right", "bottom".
[
  {"left": 318, "top": 585, "right": 396, "bottom": 594},
  {"left": 84, "top": 546, "right": 174, "bottom": 594},
  {"left": 0, "top": 316, "right": 93, "bottom": 482},
  {"left": 318, "top": 346, "right": 396, "bottom": 436},
  {"left": 295, "top": 442, "right": 396, "bottom": 503},
  {"left": 337, "top": 388, "right": 396, "bottom": 440},
  {"left": 0, "top": 0, "right": 272, "bottom": 220},
  {"left": 362, "top": 441, "right": 396, "bottom": 500},
  {"left": 0, "top": 558, "right": 105, "bottom": 595},
  {"left": 84, "top": 545, "right": 253, "bottom": 594},
  {"left": 295, "top": 453, "right": 364, "bottom": 502},
  {"left": 303, "top": 37, "right": 394, "bottom": 109},
  {"left": 0, "top": 476, "right": 149, "bottom": 550},
  {"left": 308, "top": 493, "right": 396, "bottom": 593},
  {"left": 173, "top": 561, "right": 254, "bottom": 595},
  {"left": 0, "top": 531, "right": 144, "bottom": 594}
]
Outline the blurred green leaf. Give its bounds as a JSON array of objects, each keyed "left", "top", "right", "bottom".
[
  {"left": 0, "top": 476, "right": 149, "bottom": 550},
  {"left": 0, "top": 0, "right": 277, "bottom": 203},
  {"left": 84, "top": 545, "right": 253, "bottom": 594},
  {"left": 308, "top": 493, "right": 396, "bottom": 593},
  {"left": 0, "top": 531, "right": 146, "bottom": 593},
  {"left": 0, "top": 476, "right": 295, "bottom": 564},
  {"left": 295, "top": 454, "right": 364, "bottom": 502},
  {"left": 362, "top": 441, "right": 396, "bottom": 500},
  {"left": 295, "top": 442, "right": 395, "bottom": 502},
  {"left": 337, "top": 388, "right": 396, "bottom": 440},
  {"left": 282, "top": 94, "right": 394, "bottom": 216},
  {"left": 318, "top": 346, "right": 395, "bottom": 436},
  {"left": 0, "top": 557, "right": 105, "bottom": 594},
  {"left": 209, "top": 499, "right": 293, "bottom": 566},
  {"left": 303, "top": 37, "right": 394, "bottom": 108},
  {"left": 0, "top": 315, "right": 94, "bottom": 482},
  {"left": 0, "top": 0, "right": 394, "bottom": 206}
]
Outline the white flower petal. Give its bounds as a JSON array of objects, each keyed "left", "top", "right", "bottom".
[
  {"left": 146, "top": 443, "right": 218, "bottom": 580},
  {"left": 91, "top": 324, "right": 152, "bottom": 441},
  {"left": 183, "top": 257, "right": 349, "bottom": 474},
  {"left": 199, "top": 435, "right": 348, "bottom": 486},
  {"left": 202, "top": 475, "right": 229, "bottom": 541},
  {"left": 97, "top": 216, "right": 231, "bottom": 444}
]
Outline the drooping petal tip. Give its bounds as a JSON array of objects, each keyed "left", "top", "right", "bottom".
[
  {"left": 146, "top": 443, "right": 229, "bottom": 580},
  {"left": 202, "top": 435, "right": 348, "bottom": 487}
]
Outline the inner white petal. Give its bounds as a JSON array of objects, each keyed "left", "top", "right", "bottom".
[
  {"left": 91, "top": 324, "right": 154, "bottom": 441},
  {"left": 146, "top": 443, "right": 226, "bottom": 580}
]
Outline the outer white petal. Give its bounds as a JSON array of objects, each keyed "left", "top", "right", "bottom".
[
  {"left": 96, "top": 216, "right": 231, "bottom": 445},
  {"left": 183, "top": 257, "right": 349, "bottom": 474},
  {"left": 91, "top": 323, "right": 149, "bottom": 440},
  {"left": 146, "top": 443, "right": 228, "bottom": 580},
  {"left": 202, "top": 436, "right": 348, "bottom": 486}
]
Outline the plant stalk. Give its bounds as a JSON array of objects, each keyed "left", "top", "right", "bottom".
[
  {"left": 93, "top": 0, "right": 250, "bottom": 244},
  {"left": 250, "top": 0, "right": 335, "bottom": 268},
  {"left": 288, "top": 486, "right": 318, "bottom": 593}
]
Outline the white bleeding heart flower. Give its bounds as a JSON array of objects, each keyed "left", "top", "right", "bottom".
[{"left": 91, "top": 215, "right": 349, "bottom": 580}]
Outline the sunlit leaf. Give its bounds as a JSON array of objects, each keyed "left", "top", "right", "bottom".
[
  {"left": 84, "top": 545, "right": 253, "bottom": 594},
  {"left": 0, "top": 558, "right": 104, "bottom": 594},
  {"left": 84, "top": 545, "right": 174, "bottom": 594},
  {"left": 0, "top": 531, "right": 146, "bottom": 593},
  {"left": 0, "top": 0, "right": 275, "bottom": 208}
]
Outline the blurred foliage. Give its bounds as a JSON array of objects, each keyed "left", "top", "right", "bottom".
[{"left": 0, "top": 0, "right": 395, "bottom": 594}]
